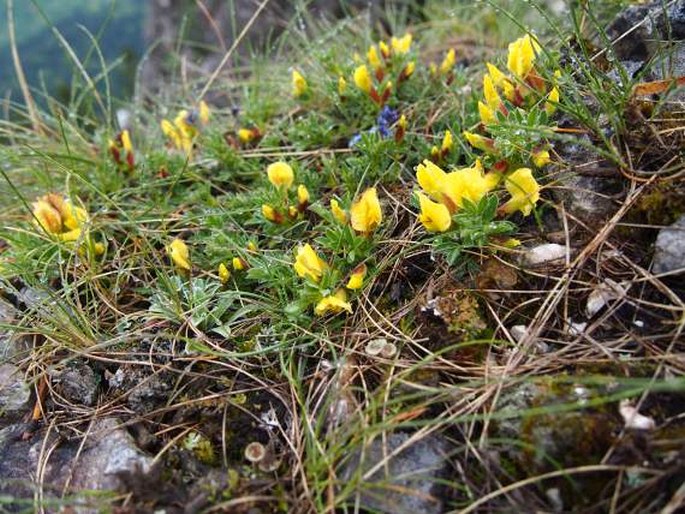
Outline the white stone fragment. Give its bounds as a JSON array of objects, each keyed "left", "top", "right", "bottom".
[
  {"left": 521, "top": 243, "right": 568, "bottom": 266},
  {"left": 619, "top": 400, "right": 656, "bottom": 430},
  {"left": 586, "top": 279, "right": 629, "bottom": 317},
  {"left": 510, "top": 325, "right": 528, "bottom": 343},
  {"left": 567, "top": 318, "right": 588, "bottom": 336}
]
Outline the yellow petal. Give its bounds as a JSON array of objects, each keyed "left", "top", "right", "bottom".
[
  {"left": 532, "top": 149, "right": 551, "bottom": 168},
  {"left": 294, "top": 244, "right": 327, "bottom": 282},
  {"left": 330, "top": 199, "right": 348, "bottom": 224},
  {"left": 546, "top": 85, "right": 559, "bottom": 115},
  {"left": 346, "top": 263, "right": 367, "bottom": 290},
  {"left": 121, "top": 129, "right": 133, "bottom": 153},
  {"left": 507, "top": 34, "right": 540, "bottom": 80},
  {"left": 391, "top": 33, "right": 412, "bottom": 54},
  {"left": 167, "top": 238, "right": 191, "bottom": 271},
  {"left": 338, "top": 76, "right": 347, "bottom": 95},
  {"left": 483, "top": 74, "right": 501, "bottom": 110},
  {"left": 503, "top": 168, "right": 540, "bottom": 216},
  {"left": 353, "top": 65, "right": 373, "bottom": 94},
  {"left": 463, "top": 131, "right": 495, "bottom": 152},
  {"left": 367, "top": 45, "right": 381, "bottom": 69},
  {"left": 238, "top": 128, "right": 255, "bottom": 143},
  {"left": 478, "top": 101, "right": 496, "bottom": 125},
  {"left": 232, "top": 257, "right": 246, "bottom": 271},
  {"left": 416, "top": 159, "right": 447, "bottom": 199},
  {"left": 292, "top": 70, "right": 308, "bottom": 97},
  {"left": 267, "top": 161, "right": 294, "bottom": 189},
  {"left": 315, "top": 289, "right": 352, "bottom": 316},
  {"left": 440, "top": 48, "right": 456, "bottom": 74},
  {"left": 441, "top": 130, "right": 453, "bottom": 153},
  {"left": 350, "top": 187, "right": 382, "bottom": 233},
  {"left": 262, "top": 204, "right": 278, "bottom": 222},
  {"left": 417, "top": 192, "right": 451, "bottom": 232},
  {"left": 379, "top": 40, "right": 390, "bottom": 58},
  {"left": 486, "top": 63, "right": 508, "bottom": 88},
  {"left": 297, "top": 184, "right": 310, "bottom": 205},
  {"left": 32, "top": 198, "right": 63, "bottom": 234},
  {"left": 218, "top": 263, "right": 231, "bottom": 284}
]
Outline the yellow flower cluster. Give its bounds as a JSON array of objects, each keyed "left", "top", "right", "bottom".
[
  {"left": 415, "top": 160, "right": 499, "bottom": 232},
  {"left": 262, "top": 161, "right": 310, "bottom": 224},
  {"left": 32, "top": 193, "right": 89, "bottom": 242},
  {"left": 290, "top": 188, "right": 381, "bottom": 316},
  {"left": 474, "top": 34, "right": 560, "bottom": 128},
  {"left": 293, "top": 244, "right": 369, "bottom": 317},
  {"left": 161, "top": 101, "right": 210, "bottom": 156},
  {"left": 353, "top": 33, "right": 414, "bottom": 106},
  {"left": 329, "top": 187, "right": 382, "bottom": 235}
]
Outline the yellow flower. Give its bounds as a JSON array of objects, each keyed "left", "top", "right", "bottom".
[
  {"left": 532, "top": 149, "right": 551, "bottom": 167},
  {"left": 338, "top": 76, "right": 347, "bottom": 95},
  {"left": 503, "top": 168, "right": 540, "bottom": 216},
  {"left": 297, "top": 184, "right": 310, "bottom": 206},
  {"left": 440, "top": 49, "right": 456, "bottom": 74},
  {"left": 167, "top": 238, "right": 191, "bottom": 271},
  {"left": 292, "top": 70, "right": 308, "bottom": 97},
  {"left": 121, "top": 129, "right": 133, "bottom": 153},
  {"left": 353, "top": 65, "right": 373, "bottom": 94},
  {"left": 32, "top": 196, "right": 63, "bottom": 235},
  {"left": 294, "top": 244, "right": 327, "bottom": 282},
  {"left": 32, "top": 194, "right": 88, "bottom": 242},
  {"left": 238, "top": 128, "right": 256, "bottom": 143},
  {"left": 402, "top": 61, "right": 416, "bottom": 79},
  {"left": 379, "top": 40, "right": 390, "bottom": 58},
  {"left": 463, "top": 131, "right": 495, "bottom": 152},
  {"left": 439, "top": 165, "right": 492, "bottom": 210},
  {"left": 161, "top": 118, "right": 193, "bottom": 155},
  {"left": 232, "top": 257, "right": 246, "bottom": 271},
  {"left": 346, "top": 264, "right": 367, "bottom": 290},
  {"left": 218, "top": 263, "right": 231, "bottom": 284},
  {"left": 267, "top": 161, "right": 294, "bottom": 189},
  {"left": 367, "top": 45, "right": 381, "bottom": 69},
  {"left": 314, "top": 289, "right": 352, "bottom": 316},
  {"left": 247, "top": 241, "right": 258, "bottom": 252},
  {"left": 416, "top": 160, "right": 448, "bottom": 200},
  {"left": 486, "top": 63, "right": 508, "bottom": 88},
  {"left": 507, "top": 34, "right": 541, "bottom": 80},
  {"left": 262, "top": 204, "right": 280, "bottom": 223},
  {"left": 350, "top": 187, "right": 382, "bottom": 233},
  {"left": 478, "top": 101, "right": 496, "bottom": 125},
  {"left": 441, "top": 130, "right": 453, "bottom": 154},
  {"left": 398, "top": 114, "right": 407, "bottom": 130},
  {"left": 391, "top": 33, "right": 412, "bottom": 54},
  {"left": 546, "top": 85, "right": 559, "bottom": 115},
  {"left": 330, "top": 199, "right": 348, "bottom": 224},
  {"left": 417, "top": 192, "right": 451, "bottom": 232},
  {"left": 288, "top": 205, "right": 298, "bottom": 218},
  {"left": 483, "top": 74, "right": 501, "bottom": 111}
]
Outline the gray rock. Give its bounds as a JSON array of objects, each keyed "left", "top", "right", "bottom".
[
  {"left": 653, "top": 215, "right": 685, "bottom": 274},
  {"left": 51, "top": 363, "right": 98, "bottom": 407},
  {"left": 554, "top": 172, "right": 625, "bottom": 226},
  {"left": 0, "top": 363, "right": 30, "bottom": 422},
  {"left": 0, "top": 418, "right": 151, "bottom": 512},
  {"left": 339, "top": 432, "right": 451, "bottom": 514},
  {"left": 606, "top": 0, "right": 685, "bottom": 61}
]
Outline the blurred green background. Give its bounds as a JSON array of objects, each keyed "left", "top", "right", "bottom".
[{"left": 0, "top": 0, "right": 147, "bottom": 104}]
